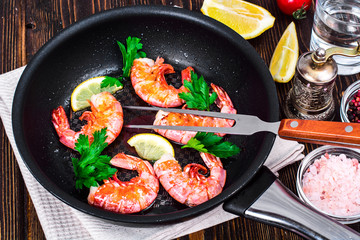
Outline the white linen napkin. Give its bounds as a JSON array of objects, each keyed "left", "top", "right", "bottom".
[{"left": 0, "top": 66, "right": 304, "bottom": 240}]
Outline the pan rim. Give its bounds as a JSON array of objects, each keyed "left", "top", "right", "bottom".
[{"left": 12, "top": 5, "right": 279, "bottom": 223}]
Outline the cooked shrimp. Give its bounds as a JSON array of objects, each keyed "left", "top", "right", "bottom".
[
  {"left": 153, "top": 83, "right": 236, "bottom": 144},
  {"left": 88, "top": 153, "right": 159, "bottom": 214},
  {"left": 52, "top": 91, "right": 123, "bottom": 149},
  {"left": 130, "top": 57, "right": 193, "bottom": 107},
  {"left": 153, "top": 152, "right": 226, "bottom": 207}
]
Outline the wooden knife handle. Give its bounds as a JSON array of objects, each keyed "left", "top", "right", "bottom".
[{"left": 278, "top": 119, "right": 360, "bottom": 148}]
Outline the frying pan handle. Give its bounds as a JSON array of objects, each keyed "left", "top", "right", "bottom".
[
  {"left": 223, "top": 167, "right": 360, "bottom": 239},
  {"left": 278, "top": 119, "right": 360, "bottom": 148}
]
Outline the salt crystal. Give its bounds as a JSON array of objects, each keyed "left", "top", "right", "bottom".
[
  {"left": 302, "top": 153, "right": 360, "bottom": 217},
  {"left": 309, "top": 165, "right": 317, "bottom": 175}
]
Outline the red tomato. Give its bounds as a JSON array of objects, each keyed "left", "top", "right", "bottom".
[{"left": 276, "top": 0, "right": 311, "bottom": 16}]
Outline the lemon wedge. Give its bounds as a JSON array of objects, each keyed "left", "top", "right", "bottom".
[
  {"left": 71, "top": 76, "right": 123, "bottom": 112},
  {"left": 269, "top": 22, "right": 299, "bottom": 83},
  {"left": 127, "top": 133, "right": 175, "bottom": 161},
  {"left": 201, "top": 0, "right": 275, "bottom": 40}
]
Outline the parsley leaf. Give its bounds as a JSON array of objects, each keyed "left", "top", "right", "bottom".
[
  {"left": 118, "top": 36, "right": 146, "bottom": 77},
  {"left": 182, "top": 132, "right": 240, "bottom": 158},
  {"left": 101, "top": 36, "right": 146, "bottom": 88},
  {"left": 100, "top": 76, "right": 123, "bottom": 88},
  {"left": 71, "top": 128, "right": 117, "bottom": 189},
  {"left": 178, "top": 71, "right": 217, "bottom": 111}
]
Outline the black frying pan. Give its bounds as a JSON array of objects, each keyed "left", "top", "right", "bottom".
[{"left": 11, "top": 6, "right": 359, "bottom": 238}]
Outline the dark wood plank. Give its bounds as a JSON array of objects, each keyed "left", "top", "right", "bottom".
[
  {"left": 1, "top": 0, "right": 27, "bottom": 239},
  {"left": 2, "top": 0, "right": 360, "bottom": 239},
  {"left": 0, "top": 122, "right": 24, "bottom": 240}
]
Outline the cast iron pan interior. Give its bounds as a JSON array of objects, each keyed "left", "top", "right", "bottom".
[{"left": 12, "top": 5, "right": 279, "bottom": 223}]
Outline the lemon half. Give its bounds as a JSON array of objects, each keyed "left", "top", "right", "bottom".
[
  {"left": 127, "top": 133, "right": 175, "bottom": 161},
  {"left": 71, "top": 76, "right": 123, "bottom": 112},
  {"left": 201, "top": 0, "right": 275, "bottom": 40},
  {"left": 269, "top": 22, "right": 299, "bottom": 83}
]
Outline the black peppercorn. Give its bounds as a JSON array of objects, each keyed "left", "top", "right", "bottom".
[{"left": 346, "top": 90, "right": 360, "bottom": 123}]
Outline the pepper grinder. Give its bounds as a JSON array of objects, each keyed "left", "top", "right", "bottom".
[{"left": 284, "top": 42, "right": 360, "bottom": 121}]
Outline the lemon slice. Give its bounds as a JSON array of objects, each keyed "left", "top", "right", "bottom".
[
  {"left": 71, "top": 76, "right": 123, "bottom": 111},
  {"left": 269, "top": 22, "right": 299, "bottom": 83},
  {"left": 201, "top": 0, "right": 275, "bottom": 40},
  {"left": 127, "top": 133, "right": 175, "bottom": 161}
]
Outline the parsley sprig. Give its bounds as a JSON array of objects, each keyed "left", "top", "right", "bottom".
[
  {"left": 182, "top": 132, "right": 240, "bottom": 158},
  {"left": 101, "top": 36, "right": 146, "bottom": 88},
  {"left": 178, "top": 71, "right": 218, "bottom": 111},
  {"left": 101, "top": 76, "right": 123, "bottom": 88},
  {"left": 71, "top": 128, "right": 117, "bottom": 189}
]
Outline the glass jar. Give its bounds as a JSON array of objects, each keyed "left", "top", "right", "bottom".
[
  {"left": 296, "top": 145, "right": 360, "bottom": 224},
  {"left": 340, "top": 79, "right": 360, "bottom": 122}
]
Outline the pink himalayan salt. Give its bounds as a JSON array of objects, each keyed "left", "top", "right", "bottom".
[{"left": 302, "top": 153, "right": 360, "bottom": 217}]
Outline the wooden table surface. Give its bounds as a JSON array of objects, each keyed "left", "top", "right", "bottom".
[{"left": 1, "top": 0, "right": 360, "bottom": 239}]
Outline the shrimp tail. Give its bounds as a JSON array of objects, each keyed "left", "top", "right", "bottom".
[
  {"left": 211, "top": 83, "right": 235, "bottom": 110},
  {"left": 200, "top": 152, "right": 226, "bottom": 188},
  {"left": 154, "top": 56, "right": 164, "bottom": 65},
  {"left": 52, "top": 106, "right": 70, "bottom": 136},
  {"left": 155, "top": 62, "right": 175, "bottom": 84},
  {"left": 181, "top": 66, "right": 194, "bottom": 84},
  {"left": 52, "top": 106, "right": 77, "bottom": 149},
  {"left": 177, "top": 66, "right": 194, "bottom": 95},
  {"left": 211, "top": 83, "right": 236, "bottom": 130}
]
